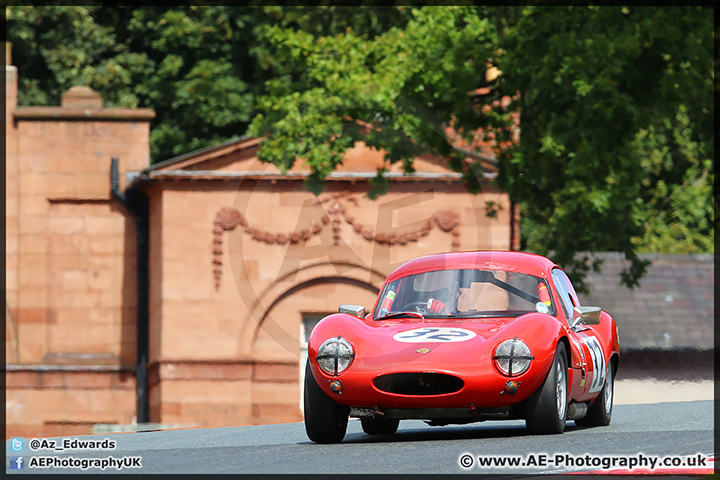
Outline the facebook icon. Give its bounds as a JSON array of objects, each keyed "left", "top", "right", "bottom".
[{"left": 9, "top": 455, "right": 24, "bottom": 470}]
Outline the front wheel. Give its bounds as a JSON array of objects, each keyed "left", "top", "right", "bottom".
[
  {"left": 304, "top": 361, "right": 349, "bottom": 443},
  {"left": 361, "top": 417, "right": 399, "bottom": 435},
  {"left": 575, "top": 360, "right": 614, "bottom": 427},
  {"left": 525, "top": 343, "right": 568, "bottom": 434}
]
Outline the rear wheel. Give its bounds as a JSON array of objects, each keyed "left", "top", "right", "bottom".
[
  {"left": 361, "top": 417, "right": 399, "bottom": 435},
  {"left": 525, "top": 343, "right": 568, "bottom": 434},
  {"left": 303, "top": 361, "right": 349, "bottom": 443},
  {"left": 575, "top": 360, "right": 614, "bottom": 427}
]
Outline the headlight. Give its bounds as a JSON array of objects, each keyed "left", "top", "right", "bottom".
[
  {"left": 316, "top": 336, "right": 355, "bottom": 376},
  {"left": 493, "top": 337, "right": 533, "bottom": 377}
]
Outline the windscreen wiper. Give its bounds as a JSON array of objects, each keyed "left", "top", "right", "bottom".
[{"left": 374, "top": 311, "right": 425, "bottom": 321}]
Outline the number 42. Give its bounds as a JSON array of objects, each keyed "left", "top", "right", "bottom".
[{"left": 582, "top": 336, "right": 606, "bottom": 394}]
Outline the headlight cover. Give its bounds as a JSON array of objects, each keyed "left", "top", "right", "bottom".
[
  {"left": 493, "top": 337, "right": 534, "bottom": 377},
  {"left": 316, "top": 336, "right": 355, "bottom": 376}
]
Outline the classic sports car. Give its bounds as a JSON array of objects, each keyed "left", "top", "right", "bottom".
[{"left": 304, "top": 251, "right": 619, "bottom": 443}]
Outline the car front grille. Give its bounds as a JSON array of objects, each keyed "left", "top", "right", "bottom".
[{"left": 372, "top": 372, "right": 464, "bottom": 396}]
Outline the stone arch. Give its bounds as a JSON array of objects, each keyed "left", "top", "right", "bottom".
[
  {"left": 246, "top": 271, "right": 380, "bottom": 425},
  {"left": 237, "top": 261, "right": 385, "bottom": 358},
  {"left": 252, "top": 275, "right": 379, "bottom": 344}
]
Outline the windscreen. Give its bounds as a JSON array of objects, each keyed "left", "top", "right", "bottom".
[{"left": 373, "top": 269, "right": 556, "bottom": 319}]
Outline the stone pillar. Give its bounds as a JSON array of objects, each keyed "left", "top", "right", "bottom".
[
  {"left": 6, "top": 68, "right": 156, "bottom": 437},
  {"left": 61, "top": 86, "right": 104, "bottom": 109},
  {"left": 6, "top": 60, "right": 20, "bottom": 364}
]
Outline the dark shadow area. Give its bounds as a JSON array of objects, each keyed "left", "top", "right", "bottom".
[
  {"left": 295, "top": 420, "right": 584, "bottom": 445},
  {"left": 614, "top": 348, "right": 713, "bottom": 381},
  {"left": 113, "top": 199, "right": 138, "bottom": 369}
]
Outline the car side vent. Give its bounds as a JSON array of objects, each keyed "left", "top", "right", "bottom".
[{"left": 373, "top": 372, "right": 464, "bottom": 396}]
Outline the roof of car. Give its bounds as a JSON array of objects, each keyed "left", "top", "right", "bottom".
[{"left": 386, "top": 251, "right": 557, "bottom": 283}]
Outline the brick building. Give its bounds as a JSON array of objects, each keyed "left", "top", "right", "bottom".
[{"left": 5, "top": 62, "right": 516, "bottom": 437}]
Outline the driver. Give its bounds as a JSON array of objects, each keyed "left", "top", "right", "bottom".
[{"left": 426, "top": 280, "right": 461, "bottom": 315}]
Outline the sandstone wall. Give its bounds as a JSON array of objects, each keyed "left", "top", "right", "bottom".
[
  {"left": 5, "top": 66, "right": 154, "bottom": 438},
  {"left": 145, "top": 179, "right": 511, "bottom": 427}
]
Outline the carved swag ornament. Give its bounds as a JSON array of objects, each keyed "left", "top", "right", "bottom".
[{"left": 212, "top": 192, "right": 461, "bottom": 288}]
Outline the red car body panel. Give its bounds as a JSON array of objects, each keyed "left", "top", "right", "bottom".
[{"left": 308, "top": 251, "right": 619, "bottom": 415}]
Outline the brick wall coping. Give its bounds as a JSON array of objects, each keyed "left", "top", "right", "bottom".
[
  {"left": 129, "top": 169, "right": 496, "bottom": 185},
  {"left": 13, "top": 106, "right": 155, "bottom": 122},
  {"left": 146, "top": 359, "right": 301, "bottom": 386},
  {"left": 5, "top": 364, "right": 135, "bottom": 372},
  {"left": 93, "top": 423, "right": 197, "bottom": 434},
  {"left": 580, "top": 251, "right": 714, "bottom": 262},
  {"left": 148, "top": 359, "right": 297, "bottom": 365},
  {"left": 537, "top": 250, "right": 714, "bottom": 263}
]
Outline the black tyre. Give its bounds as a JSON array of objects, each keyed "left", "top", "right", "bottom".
[
  {"left": 360, "top": 417, "right": 399, "bottom": 435},
  {"left": 525, "top": 342, "right": 569, "bottom": 434},
  {"left": 575, "top": 360, "right": 614, "bottom": 427},
  {"left": 303, "top": 361, "right": 349, "bottom": 443}
]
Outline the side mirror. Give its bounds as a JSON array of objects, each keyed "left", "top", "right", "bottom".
[
  {"left": 570, "top": 306, "right": 602, "bottom": 329},
  {"left": 339, "top": 305, "right": 365, "bottom": 318}
]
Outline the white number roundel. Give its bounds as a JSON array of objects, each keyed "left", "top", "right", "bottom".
[
  {"left": 581, "top": 335, "right": 607, "bottom": 394},
  {"left": 393, "top": 327, "right": 477, "bottom": 343}
]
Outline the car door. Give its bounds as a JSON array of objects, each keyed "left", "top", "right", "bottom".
[{"left": 551, "top": 268, "right": 607, "bottom": 401}]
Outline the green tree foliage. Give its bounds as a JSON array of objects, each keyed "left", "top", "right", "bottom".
[
  {"left": 496, "top": 6, "right": 713, "bottom": 289},
  {"left": 6, "top": 5, "right": 412, "bottom": 162},
  {"left": 6, "top": 6, "right": 714, "bottom": 288},
  {"left": 630, "top": 105, "right": 714, "bottom": 254},
  {"left": 7, "top": 6, "right": 259, "bottom": 161},
  {"left": 6, "top": 7, "right": 117, "bottom": 106},
  {"left": 250, "top": 5, "right": 714, "bottom": 290},
  {"left": 249, "top": 6, "right": 504, "bottom": 196}
]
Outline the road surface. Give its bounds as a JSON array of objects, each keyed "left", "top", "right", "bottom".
[{"left": 6, "top": 400, "right": 713, "bottom": 475}]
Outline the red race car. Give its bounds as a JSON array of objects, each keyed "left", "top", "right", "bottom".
[{"left": 304, "top": 251, "right": 619, "bottom": 443}]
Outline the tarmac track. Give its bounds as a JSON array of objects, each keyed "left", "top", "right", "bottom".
[{"left": 6, "top": 400, "right": 713, "bottom": 475}]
